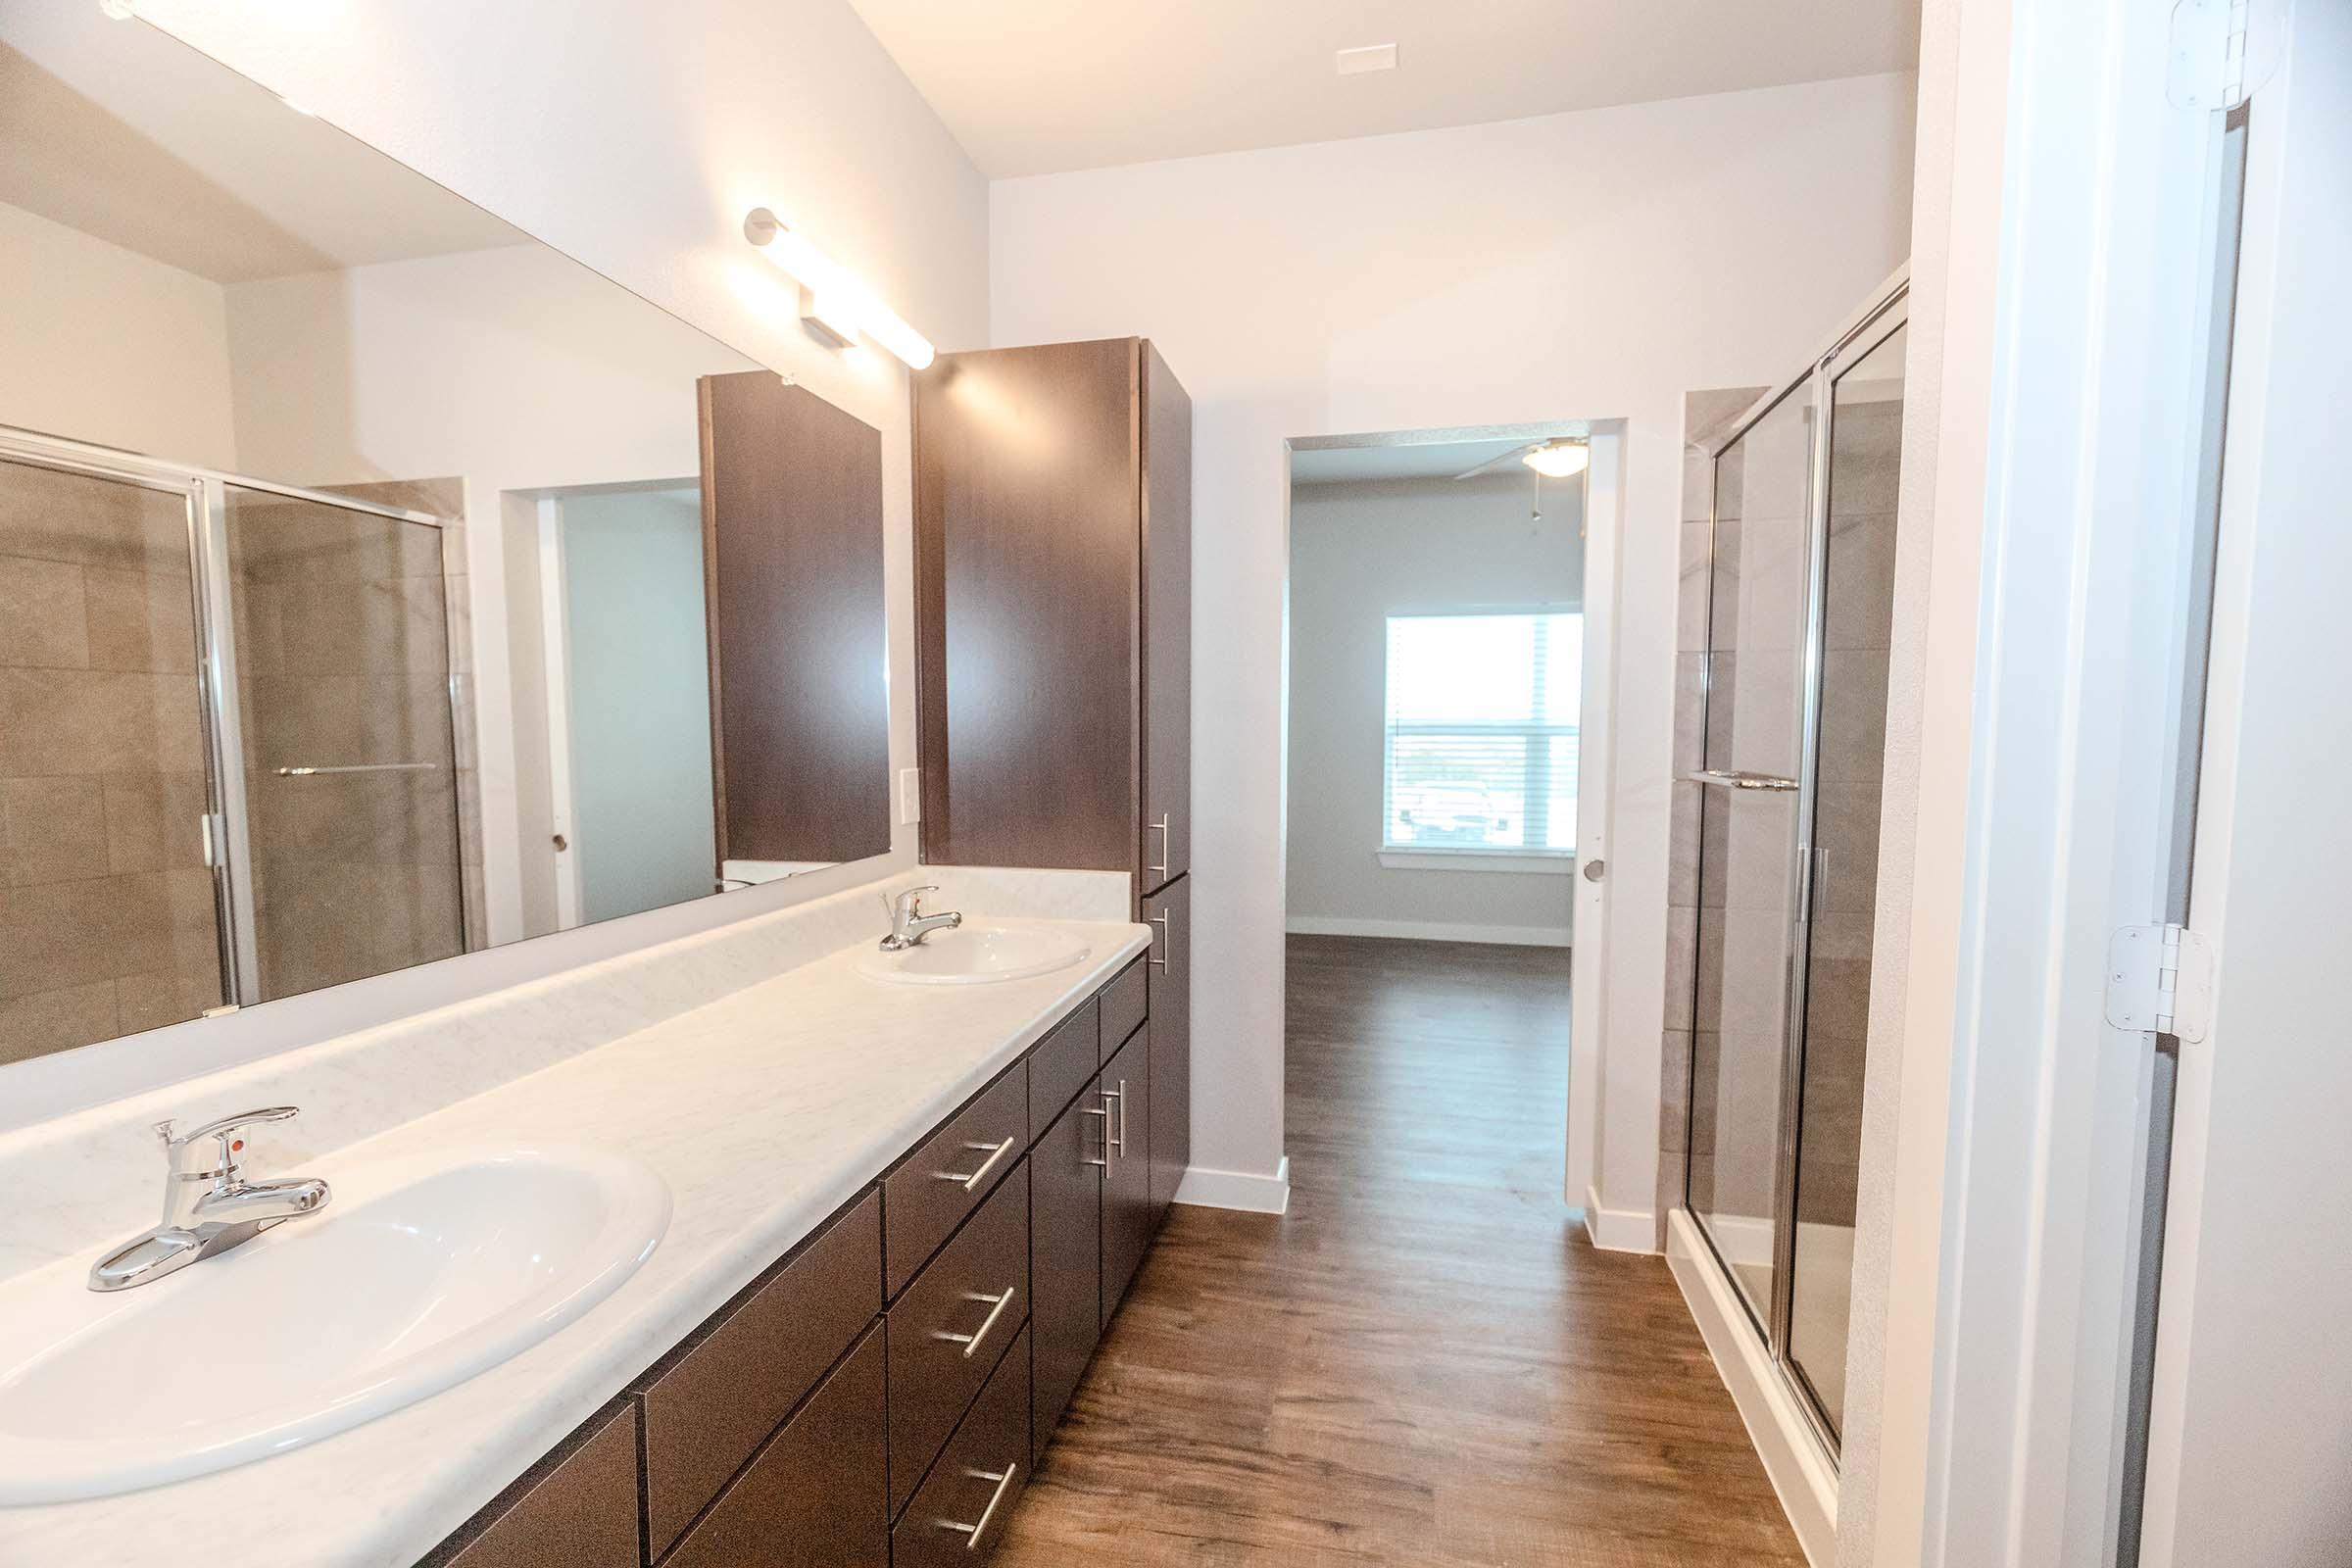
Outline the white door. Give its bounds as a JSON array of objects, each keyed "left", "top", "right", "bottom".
[
  {"left": 2137, "top": 3, "right": 2350, "bottom": 1561},
  {"left": 1564, "top": 428, "right": 1619, "bottom": 1207}
]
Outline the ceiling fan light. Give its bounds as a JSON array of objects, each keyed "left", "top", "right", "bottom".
[{"left": 1522, "top": 441, "right": 1590, "bottom": 479}]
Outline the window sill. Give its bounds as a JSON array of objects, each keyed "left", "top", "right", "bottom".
[{"left": 1375, "top": 849, "right": 1576, "bottom": 874}]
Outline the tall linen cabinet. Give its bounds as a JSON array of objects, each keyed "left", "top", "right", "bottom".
[{"left": 912, "top": 337, "right": 1194, "bottom": 1424}]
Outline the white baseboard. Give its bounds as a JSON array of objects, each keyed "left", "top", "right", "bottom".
[
  {"left": 1285, "top": 915, "right": 1572, "bottom": 948},
  {"left": 1665, "top": 1208, "right": 1837, "bottom": 1567},
  {"left": 1172, "top": 1155, "right": 1291, "bottom": 1215},
  {"left": 1582, "top": 1186, "right": 1659, "bottom": 1252}
]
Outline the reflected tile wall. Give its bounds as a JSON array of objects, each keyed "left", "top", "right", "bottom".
[
  {"left": 0, "top": 465, "right": 222, "bottom": 1061},
  {"left": 229, "top": 478, "right": 472, "bottom": 1004}
]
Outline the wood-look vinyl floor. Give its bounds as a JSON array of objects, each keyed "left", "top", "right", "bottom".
[{"left": 994, "top": 935, "right": 1806, "bottom": 1567}]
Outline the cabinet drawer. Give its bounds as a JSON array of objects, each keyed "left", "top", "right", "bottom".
[
  {"left": 1026, "top": 998, "right": 1099, "bottom": 1135},
  {"left": 885, "top": 1063, "right": 1027, "bottom": 1298},
  {"left": 891, "top": 1325, "right": 1032, "bottom": 1568},
  {"left": 887, "top": 1161, "right": 1030, "bottom": 1516},
  {"left": 664, "top": 1325, "right": 889, "bottom": 1568},
  {"left": 1099, "top": 957, "right": 1148, "bottom": 1060},
  {"left": 639, "top": 1191, "right": 881, "bottom": 1559},
  {"left": 436, "top": 1402, "right": 641, "bottom": 1568}
]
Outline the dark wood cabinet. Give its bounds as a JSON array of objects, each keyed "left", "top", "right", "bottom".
[
  {"left": 697, "top": 370, "right": 890, "bottom": 867},
  {"left": 892, "top": 1326, "right": 1033, "bottom": 1568},
  {"left": 1100, "top": 1023, "right": 1153, "bottom": 1326},
  {"left": 431, "top": 1402, "right": 641, "bottom": 1568},
  {"left": 912, "top": 338, "right": 1192, "bottom": 912},
  {"left": 664, "top": 1326, "right": 889, "bottom": 1568},
  {"left": 1029, "top": 1089, "right": 1104, "bottom": 1459},
  {"left": 426, "top": 953, "right": 1172, "bottom": 1567},
  {"left": 886, "top": 1163, "right": 1030, "bottom": 1516},
  {"left": 1142, "top": 878, "right": 1191, "bottom": 1223},
  {"left": 638, "top": 1191, "right": 881, "bottom": 1557}
]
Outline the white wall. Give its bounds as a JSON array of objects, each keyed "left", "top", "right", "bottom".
[
  {"left": 993, "top": 72, "right": 1916, "bottom": 1219},
  {"left": 0, "top": 199, "right": 238, "bottom": 469},
  {"left": 1286, "top": 470, "right": 1582, "bottom": 945},
  {"left": 0, "top": 0, "right": 993, "bottom": 1127}
]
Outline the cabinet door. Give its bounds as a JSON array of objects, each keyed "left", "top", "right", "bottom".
[
  {"left": 912, "top": 339, "right": 1141, "bottom": 874},
  {"left": 699, "top": 370, "right": 890, "bottom": 866},
  {"left": 662, "top": 1326, "right": 889, "bottom": 1568},
  {"left": 1143, "top": 876, "right": 1192, "bottom": 1221},
  {"left": 1140, "top": 342, "right": 1192, "bottom": 893},
  {"left": 1100, "top": 1024, "right": 1152, "bottom": 1327},
  {"left": 1029, "top": 1086, "right": 1104, "bottom": 1461},
  {"left": 438, "top": 1403, "right": 641, "bottom": 1568}
]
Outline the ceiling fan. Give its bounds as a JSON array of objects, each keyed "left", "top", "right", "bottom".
[{"left": 1452, "top": 436, "right": 1590, "bottom": 481}]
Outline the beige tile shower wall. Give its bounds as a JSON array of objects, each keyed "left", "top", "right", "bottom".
[
  {"left": 1659, "top": 387, "right": 1769, "bottom": 1248},
  {"left": 229, "top": 478, "right": 470, "bottom": 1003},
  {"left": 0, "top": 465, "right": 224, "bottom": 1062}
]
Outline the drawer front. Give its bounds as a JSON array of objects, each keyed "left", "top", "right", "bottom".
[
  {"left": 640, "top": 1191, "right": 882, "bottom": 1558},
  {"left": 664, "top": 1325, "right": 890, "bottom": 1568},
  {"left": 1026, "top": 997, "right": 1099, "bottom": 1135},
  {"left": 891, "top": 1325, "right": 1032, "bottom": 1568},
  {"left": 887, "top": 1161, "right": 1031, "bottom": 1516},
  {"left": 1099, "top": 956, "right": 1148, "bottom": 1060},
  {"left": 885, "top": 1062, "right": 1028, "bottom": 1298},
  {"left": 439, "top": 1402, "right": 641, "bottom": 1568}
]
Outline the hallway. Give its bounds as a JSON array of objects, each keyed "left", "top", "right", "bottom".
[{"left": 996, "top": 934, "right": 1803, "bottom": 1566}]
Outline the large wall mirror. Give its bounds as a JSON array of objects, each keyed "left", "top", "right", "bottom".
[{"left": 0, "top": 10, "right": 892, "bottom": 1066}]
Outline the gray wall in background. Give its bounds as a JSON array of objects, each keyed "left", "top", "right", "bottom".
[
  {"left": 558, "top": 488, "right": 715, "bottom": 926},
  {"left": 1285, "top": 470, "right": 1582, "bottom": 945}
]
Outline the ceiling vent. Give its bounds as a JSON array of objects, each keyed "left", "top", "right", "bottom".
[{"left": 1336, "top": 43, "right": 1398, "bottom": 76}]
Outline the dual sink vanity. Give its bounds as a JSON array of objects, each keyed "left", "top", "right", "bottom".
[{"left": 0, "top": 873, "right": 1188, "bottom": 1567}]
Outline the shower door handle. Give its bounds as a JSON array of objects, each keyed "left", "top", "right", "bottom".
[
  {"left": 1581, "top": 858, "right": 1605, "bottom": 883},
  {"left": 1682, "top": 768, "right": 1801, "bottom": 792}
]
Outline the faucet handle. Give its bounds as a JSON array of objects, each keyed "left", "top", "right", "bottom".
[
  {"left": 893, "top": 884, "right": 940, "bottom": 915},
  {"left": 156, "top": 1106, "right": 299, "bottom": 1177}
]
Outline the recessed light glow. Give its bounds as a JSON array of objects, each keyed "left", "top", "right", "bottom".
[
  {"left": 1522, "top": 440, "right": 1590, "bottom": 479},
  {"left": 742, "top": 206, "right": 935, "bottom": 370},
  {"left": 98, "top": 0, "right": 137, "bottom": 18}
]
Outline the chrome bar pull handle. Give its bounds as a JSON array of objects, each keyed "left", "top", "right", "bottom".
[
  {"left": 1681, "top": 767, "right": 1802, "bottom": 792},
  {"left": 932, "top": 1137, "right": 1016, "bottom": 1194},
  {"left": 1079, "top": 1104, "right": 1109, "bottom": 1166},
  {"left": 1116, "top": 1077, "right": 1130, "bottom": 1157},
  {"left": 1150, "top": 911, "right": 1170, "bottom": 971},
  {"left": 930, "top": 1285, "right": 1016, "bottom": 1359},
  {"left": 1101, "top": 1085, "right": 1124, "bottom": 1156},
  {"left": 936, "top": 1461, "right": 1019, "bottom": 1550},
  {"left": 1148, "top": 814, "right": 1171, "bottom": 877}
]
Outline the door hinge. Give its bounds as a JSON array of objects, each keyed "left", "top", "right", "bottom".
[
  {"left": 2105, "top": 923, "right": 2214, "bottom": 1043},
  {"left": 2169, "top": 0, "right": 2267, "bottom": 112}
]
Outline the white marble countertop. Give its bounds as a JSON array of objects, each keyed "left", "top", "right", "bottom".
[{"left": 0, "top": 913, "right": 1149, "bottom": 1568}]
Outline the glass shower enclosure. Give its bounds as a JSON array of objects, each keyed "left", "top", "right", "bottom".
[
  {"left": 0, "top": 426, "right": 464, "bottom": 1055},
  {"left": 1684, "top": 282, "right": 1908, "bottom": 1453}
]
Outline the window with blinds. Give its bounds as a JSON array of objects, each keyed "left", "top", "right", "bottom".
[{"left": 1382, "top": 612, "right": 1581, "bottom": 855}]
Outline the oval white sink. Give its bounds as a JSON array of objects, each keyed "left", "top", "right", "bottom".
[
  {"left": 856, "top": 923, "right": 1091, "bottom": 985},
  {"left": 0, "top": 1145, "right": 669, "bottom": 1503}
]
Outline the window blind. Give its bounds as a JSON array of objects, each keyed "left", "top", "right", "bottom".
[{"left": 1382, "top": 612, "right": 1581, "bottom": 854}]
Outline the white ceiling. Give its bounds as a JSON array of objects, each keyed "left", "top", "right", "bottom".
[
  {"left": 0, "top": 11, "right": 521, "bottom": 284},
  {"left": 847, "top": 0, "right": 1922, "bottom": 177}
]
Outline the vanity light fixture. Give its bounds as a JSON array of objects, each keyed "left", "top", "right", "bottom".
[
  {"left": 742, "top": 207, "right": 934, "bottom": 370},
  {"left": 1522, "top": 439, "right": 1591, "bottom": 479}
]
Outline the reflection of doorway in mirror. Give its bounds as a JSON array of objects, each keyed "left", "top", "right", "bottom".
[{"left": 531, "top": 484, "right": 716, "bottom": 931}]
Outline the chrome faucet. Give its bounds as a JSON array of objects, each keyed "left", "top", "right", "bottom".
[
  {"left": 88, "top": 1106, "right": 331, "bottom": 1293},
  {"left": 880, "top": 885, "right": 962, "bottom": 952}
]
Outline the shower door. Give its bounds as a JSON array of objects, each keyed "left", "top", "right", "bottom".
[
  {"left": 1685, "top": 285, "right": 1907, "bottom": 1454},
  {"left": 0, "top": 426, "right": 463, "bottom": 1052}
]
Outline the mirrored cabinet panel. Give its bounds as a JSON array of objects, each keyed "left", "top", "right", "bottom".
[{"left": 0, "top": 10, "right": 890, "bottom": 1064}]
